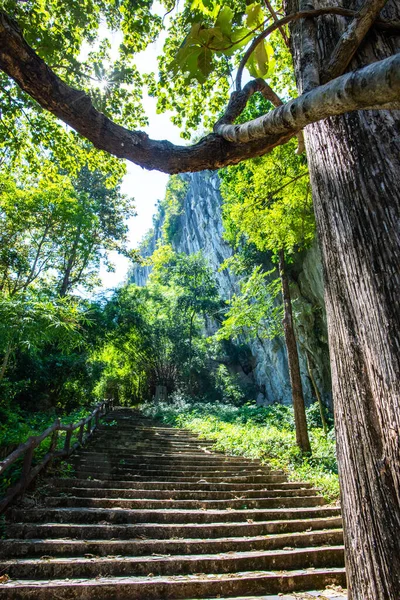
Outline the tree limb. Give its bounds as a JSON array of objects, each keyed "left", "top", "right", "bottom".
[
  {"left": 321, "top": 0, "right": 389, "bottom": 82},
  {"left": 0, "top": 11, "right": 399, "bottom": 174},
  {"left": 215, "top": 78, "right": 275, "bottom": 126},
  {"left": 263, "top": 0, "right": 291, "bottom": 47},
  {"left": 0, "top": 12, "right": 295, "bottom": 173},
  {"left": 215, "top": 54, "right": 400, "bottom": 143}
]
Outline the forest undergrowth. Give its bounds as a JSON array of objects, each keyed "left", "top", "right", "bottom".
[{"left": 140, "top": 395, "right": 340, "bottom": 503}]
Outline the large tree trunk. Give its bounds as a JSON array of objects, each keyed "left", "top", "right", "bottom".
[
  {"left": 287, "top": 1, "right": 400, "bottom": 597},
  {"left": 279, "top": 250, "right": 311, "bottom": 454}
]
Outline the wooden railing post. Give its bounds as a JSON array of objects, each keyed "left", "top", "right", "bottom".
[
  {"left": 78, "top": 422, "right": 85, "bottom": 445},
  {"left": 86, "top": 417, "right": 92, "bottom": 438},
  {"left": 20, "top": 438, "right": 35, "bottom": 493},
  {"left": 48, "top": 420, "right": 60, "bottom": 468},
  {"left": 63, "top": 425, "right": 73, "bottom": 456},
  {"left": 49, "top": 420, "right": 60, "bottom": 453}
]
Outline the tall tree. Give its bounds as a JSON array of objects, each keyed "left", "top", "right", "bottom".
[
  {"left": 0, "top": 167, "right": 136, "bottom": 296},
  {"left": 220, "top": 138, "right": 314, "bottom": 453},
  {"left": 0, "top": 1, "right": 399, "bottom": 596},
  {"left": 285, "top": 2, "right": 400, "bottom": 596}
]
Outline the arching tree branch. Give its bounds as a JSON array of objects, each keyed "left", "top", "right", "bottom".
[
  {"left": 0, "top": 11, "right": 399, "bottom": 174},
  {"left": 215, "top": 54, "right": 400, "bottom": 143}
]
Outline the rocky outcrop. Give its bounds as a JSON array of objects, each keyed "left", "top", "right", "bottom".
[{"left": 130, "top": 171, "right": 332, "bottom": 408}]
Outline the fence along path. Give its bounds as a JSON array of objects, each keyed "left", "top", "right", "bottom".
[
  {"left": 0, "top": 401, "right": 110, "bottom": 514},
  {"left": 0, "top": 407, "right": 346, "bottom": 599}
]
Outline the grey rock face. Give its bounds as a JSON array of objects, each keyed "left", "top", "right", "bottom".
[{"left": 130, "top": 171, "right": 331, "bottom": 408}]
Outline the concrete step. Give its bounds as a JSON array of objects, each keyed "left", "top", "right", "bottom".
[
  {"left": 11, "top": 506, "right": 341, "bottom": 525},
  {"left": 0, "top": 529, "right": 344, "bottom": 559},
  {"left": 0, "top": 546, "right": 345, "bottom": 579},
  {"left": 90, "top": 438, "right": 216, "bottom": 447},
  {"left": 74, "top": 460, "right": 272, "bottom": 473},
  {"left": 70, "top": 473, "right": 289, "bottom": 483},
  {"left": 76, "top": 450, "right": 262, "bottom": 464},
  {"left": 44, "top": 486, "right": 320, "bottom": 500},
  {"left": 7, "top": 516, "right": 343, "bottom": 540},
  {"left": 45, "top": 478, "right": 314, "bottom": 491},
  {"left": 44, "top": 495, "right": 326, "bottom": 510},
  {"left": 73, "top": 466, "right": 283, "bottom": 477},
  {"left": 0, "top": 568, "right": 347, "bottom": 599}
]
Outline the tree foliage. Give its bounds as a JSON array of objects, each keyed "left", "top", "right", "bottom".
[{"left": 0, "top": 159, "right": 136, "bottom": 416}]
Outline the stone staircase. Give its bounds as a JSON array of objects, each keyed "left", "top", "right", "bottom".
[{"left": 0, "top": 408, "right": 346, "bottom": 599}]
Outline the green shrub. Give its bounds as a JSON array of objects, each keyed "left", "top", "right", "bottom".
[{"left": 141, "top": 396, "right": 340, "bottom": 502}]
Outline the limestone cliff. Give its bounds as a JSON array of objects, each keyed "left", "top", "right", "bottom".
[{"left": 130, "top": 171, "right": 331, "bottom": 407}]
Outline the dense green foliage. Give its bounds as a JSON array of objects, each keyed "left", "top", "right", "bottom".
[
  {"left": 95, "top": 248, "right": 225, "bottom": 403},
  {"left": 141, "top": 396, "right": 339, "bottom": 501},
  {"left": 0, "top": 162, "right": 136, "bottom": 434}
]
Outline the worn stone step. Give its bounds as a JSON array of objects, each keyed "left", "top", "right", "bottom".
[
  {"left": 92, "top": 435, "right": 215, "bottom": 450},
  {"left": 45, "top": 486, "right": 320, "bottom": 500},
  {"left": 71, "top": 473, "right": 288, "bottom": 483},
  {"left": 7, "top": 516, "right": 343, "bottom": 540},
  {"left": 100, "top": 424, "right": 192, "bottom": 429},
  {"left": 11, "top": 506, "right": 341, "bottom": 525},
  {"left": 95, "top": 428, "right": 201, "bottom": 437},
  {"left": 90, "top": 438, "right": 216, "bottom": 447},
  {"left": 0, "top": 568, "right": 347, "bottom": 599},
  {"left": 73, "top": 460, "right": 279, "bottom": 472},
  {"left": 91, "top": 437, "right": 215, "bottom": 445},
  {"left": 77, "top": 450, "right": 260, "bottom": 464},
  {"left": 45, "top": 478, "right": 314, "bottom": 491},
  {"left": 44, "top": 495, "right": 326, "bottom": 510},
  {"left": 0, "top": 529, "right": 344, "bottom": 559},
  {"left": 72, "top": 452, "right": 264, "bottom": 469},
  {"left": 73, "top": 467, "right": 283, "bottom": 478},
  {"left": 0, "top": 546, "right": 345, "bottom": 579},
  {"left": 93, "top": 437, "right": 212, "bottom": 445},
  {"left": 74, "top": 460, "right": 271, "bottom": 473},
  {"left": 186, "top": 594, "right": 347, "bottom": 600}
]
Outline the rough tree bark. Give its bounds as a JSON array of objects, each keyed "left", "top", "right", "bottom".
[
  {"left": 287, "top": 0, "right": 400, "bottom": 597},
  {"left": 279, "top": 250, "right": 311, "bottom": 454}
]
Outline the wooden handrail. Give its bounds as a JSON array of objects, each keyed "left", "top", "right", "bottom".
[{"left": 0, "top": 400, "right": 113, "bottom": 514}]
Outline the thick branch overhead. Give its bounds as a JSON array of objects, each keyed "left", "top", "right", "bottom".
[
  {"left": 216, "top": 54, "right": 400, "bottom": 143},
  {"left": 0, "top": 10, "right": 399, "bottom": 174}
]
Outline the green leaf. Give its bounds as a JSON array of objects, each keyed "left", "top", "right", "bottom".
[
  {"left": 185, "top": 47, "right": 204, "bottom": 80},
  {"left": 191, "top": 0, "right": 221, "bottom": 18},
  {"left": 247, "top": 40, "right": 274, "bottom": 77},
  {"left": 245, "top": 3, "right": 264, "bottom": 28},
  {"left": 230, "top": 26, "right": 252, "bottom": 50},
  {"left": 216, "top": 6, "right": 234, "bottom": 36},
  {"left": 197, "top": 46, "right": 214, "bottom": 80},
  {"left": 199, "top": 26, "right": 224, "bottom": 45}
]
